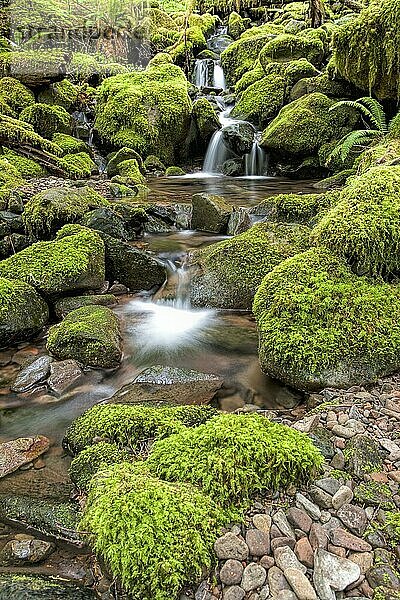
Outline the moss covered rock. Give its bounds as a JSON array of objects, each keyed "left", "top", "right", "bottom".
[
  {"left": 228, "top": 11, "right": 247, "bottom": 40},
  {"left": 0, "top": 77, "right": 34, "bottom": 117},
  {"left": 2, "top": 149, "right": 47, "bottom": 178},
  {"left": 23, "top": 186, "right": 110, "bottom": 239},
  {"left": 191, "top": 97, "right": 220, "bottom": 149},
  {"left": 251, "top": 191, "right": 340, "bottom": 225},
  {"left": 259, "top": 33, "right": 324, "bottom": 68},
  {"left": 253, "top": 247, "right": 400, "bottom": 391},
  {"left": 52, "top": 133, "right": 91, "bottom": 156},
  {"left": 0, "top": 574, "right": 95, "bottom": 599},
  {"left": 312, "top": 166, "right": 400, "bottom": 278},
  {"left": 20, "top": 103, "right": 72, "bottom": 139},
  {"left": 221, "top": 32, "right": 272, "bottom": 85},
  {"left": 191, "top": 192, "right": 232, "bottom": 233},
  {"left": 289, "top": 73, "right": 358, "bottom": 102},
  {"left": 232, "top": 74, "right": 287, "bottom": 127},
  {"left": 165, "top": 165, "right": 185, "bottom": 176},
  {"left": 0, "top": 277, "right": 48, "bottom": 347},
  {"left": 189, "top": 221, "right": 310, "bottom": 309},
  {"left": 0, "top": 224, "right": 105, "bottom": 295},
  {"left": 106, "top": 147, "right": 145, "bottom": 178},
  {"left": 95, "top": 63, "right": 192, "bottom": 163},
  {"left": 47, "top": 305, "right": 122, "bottom": 368},
  {"left": 38, "top": 79, "right": 79, "bottom": 110},
  {"left": 332, "top": 0, "right": 400, "bottom": 99},
  {"left": 261, "top": 92, "right": 358, "bottom": 158},
  {"left": 59, "top": 152, "right": 98, "bottom": 179},
  {"left": 54, "top": 294, "right": 117, "bottom": 319},
  {"left": 115, "top": 158, "right": 146, "bottom": 184},
  {"left": 0, "top": 50, "right": 68, "bottom": 87},
  {"left": 69, "top": 442, "right": 130, "bottom": 491}
]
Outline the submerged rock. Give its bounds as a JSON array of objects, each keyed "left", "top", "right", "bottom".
[
  {"left": 0, "top": 574, "right": 95, "bottom": 599},
  {"left": 221, "top": 122, "right": 254, "bottom": 156},
  {"left": 48, "top": 359, "right": 83, "bottom": 395},
  {"left": 109, "top": 365, "right": 223, "bottom": 406},
  {"left": 191, "top": 192, "right": 232, "bottom": 233},
  {"left": 0, "top": 436, "right": 50, "bottom": 479}
]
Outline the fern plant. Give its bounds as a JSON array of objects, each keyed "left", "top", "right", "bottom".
[{"left": 326, "top": 97, "right": 395, "bottom": 165}]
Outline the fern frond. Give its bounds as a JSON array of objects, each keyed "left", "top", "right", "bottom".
[
  {"left": 329, "top": 98, "right": 386, "bottom": 131},
  {"left": 357, "top": 97, "right": 387, "bottom": 132},
  {"left": 326, "top": 129, "right": 380, "bottom": 165}
]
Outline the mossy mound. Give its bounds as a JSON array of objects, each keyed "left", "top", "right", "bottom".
[
  {"left": 312, "top": 166, "right": 400, "bottom": 278},
  {"left": 261, "top": 92, "right": 358, "bottom": 158},
  {"left": 23, "top": 186, "right": 109, "bottom": 239},
  {"left": 106, "top": 147, "right": 145, "bottom": 178},
  {"left": 235, "top": 61, "right": 265, "bottom": 94},
  {"left": 115, "top": 158, "right": 146, "bottom": 185},
  {"left": 0, "top": 277, "right": 49, "bottom": 347},
  {"left": 69, "top": 53, "right": 128, "bottom": 84},
  {"left": 332, "top": 0, "right": 400, "bottom": 99},
  {"left": 189, "top": 221, "right": 310, "bottom": 309},
  {"left": 47, "top": 305, "right": 122, "bottom": 369},
  {"left": 253, "top": 246, "right": 400, "bottom": 391},
  {"left": 80, "top": 462, "right": 227, "bottom": 600},
  {"left": 221, "top": 32, "right": 272, "bottom": 85},
  {"left": 147, "top": 413, "right": 323, "bottom": 506},
  {"left": 0, "top": 77, "right": 34, "bottom": 117},
  {"left": 38, "top": 79, "right": 79, "bottom": 110},
  {"left": 0, "top": 224, "right": 105, "bottom": 295},
  {"left": 69, "top": 442, "right": 131, "bottom": 492},
  {"left": 0, "top": 574, "right": 94, "bottom": 599},
  {"left": 53, "top": 294, "right": 117, "bottom": 319},
  {"left": 0, "top": 158, "right": 25, "bottom": 192},
  {"left": 289, "top": 73, "right": 357, "bottom": 102},
  {"left": 232, "top": 74, "right": 286, "bottom": 127},
  {"left": 2, "top": 149, "right": 47, "bottom": 178},
  {"left": 251, "top": 191, "right": 340, "bottom": 225},
  {"left": 20, "top": 103, "right": 72, "bottom": 139},
  {"left": 228, "top": 11, "right": 247, "bottom": 39},
  {"left": 0, "top": 114, "right": 62, "bottom": 155},
  {"left": 259, "top": 33, "right": 324, "bottom": 68},
  {"left": 95, "top": 62, "right": 192, "bottom": 163},
  {"left": 354, "top": 139, "right": 400, "bottom": 175},
  {"left": 144, "top": 155, "right": 166, "bottom": 173},
  {"left": 59, "top": 152, "right": 98, "bottom": 179},
  {"left": 165, "top": 165, "right": 185, "bottom": 176},
  {"left": 191, "top": 97, "right": 220, "bottom": 148},
  {"left": 52, "top": 133, "right": 91, "bottom": 156},
  {"left": 0, "top": 50, "right": 68, "bottom": 87},
  {"left": 63, "top": 403, "right": 218, "bottom": 454}
]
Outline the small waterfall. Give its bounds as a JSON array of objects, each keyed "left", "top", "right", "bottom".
[
  {"left": 244, "top": 142, "right": 268, "bottom": 177},
  {"left": 193, "top": 59, "right": 212, "bottom": 88},
  {"left": 213, "top": 63, "right": 226, "bottom": 90},
  {"left": 203, "top": 130, "right": 229, "bottom": 174}
]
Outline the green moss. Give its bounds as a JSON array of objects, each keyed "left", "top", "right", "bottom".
[
  {"left": 63, "top": 403, "right": 218, "bottom": 454},
  {"left": 144, "top": 154, "right": 166, "bottom": 172},
  {"left": 228, "top": 11, "right": 246, "bottom": 40},
  {"left": 251, "top": 191, "right": 340, "bottom": 225},
  {"left": 95, "top": 62, "right": 191, "bottom": 163},
  {"left": 106, "top": 147, "right": 145, "bottom": 178},
  {"left": 0, "top": 77, "right": 34, "bottom": 117},
  {"left": 0, "top": 224, "right": 105, "bottom": 294},
  {"left": 221, "top": 32, "right": 272, "bottom": 85},
  {"left": 260, "top": 33, "right": 324, "bottom": 67},
  {"left": 80, "top": 462, "right": 227, "bottom": 600},
  {"left": 69, "top": 52, "right": 128, "bottom": 84},
  {"left": 354, "top": 481, "right": 394, "bottom": 508},
  {"left": 235, "top": 61, "right": 265, "bottom": 94},
  {"left": 23, "top": 186, "right": 109, "bottom": 239},
  {"left": 116, "top": 158, "right": 146, "bottom": 184},
  {"left": 20, "top": 103, "right": 71, "bottom": 139},
  {"left": 2, "top": 148, "right": 47, "bottom": 178},
  {"left": 284, "top": 58, "right": 320, "bottom": 85},
  {"left": 52, "top": 133, "right": 91, "bottom": 156},
  {"left": 47, "top": 305, "right": 121, "bottom": 368},
  {"left": 0, "top": 277, "right": 48, "bottom": 347},
  {"left": 192, "top": 97, "right": 219, "bottom": 145},
  {"left": 253, "top": 246, "right": 400, "bottom": 391},
  {"left": 0, "top": 49, "right": 67, "bottom": 84},
  {"left": 165, "top": 165, "right": 185, "bottom": 175},
  {"left": 0, "top": 157, "right": 25, "bottom": 189},
  {"left": 189, "top": 221, "right": 310, "bottom": 309},
  {"left": 0, "top": 114, "right": 61, "bottom": 155},
  {"left": 38, "top": 79, "right": 78, "bottom": 110},
  {"left": 312, "top": 166, "right": 400, "bottom": 278},
  {"left": 261, "top": 93, "right": 358, "bottom": 157},
  {"left": 54, "top": 294, "right": 117, "bottom": 319},
  {"left": 148, "top": 412, "right": 323, "bottom": 506},
  {"left": 232, "top": 74, "right": 286, "bottom": 127},
  {"left": 59, "top": 152, "right": 97, "bottom": 179},
  {"left": 69, "top": 442, "right": 131, "bottom": 491},
  {"left": 332, "top": 0, "right": 400, "bottom": 99},
  {"left": 355, "top": 139, "right": 400, "bottom": 175}
]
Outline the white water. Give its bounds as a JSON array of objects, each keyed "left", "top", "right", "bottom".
[
  {"left": 213, "top": 63, "right": 226, "bottom": 89},
  {"left": 193, "top": 59, "right": 226, "bottom": 90},
  {"left": 244, "top": 142, "right": 268, "bottom": 177}
]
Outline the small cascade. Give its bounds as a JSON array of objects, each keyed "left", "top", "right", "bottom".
[
  {"left": 193, "top": 59, "right": 213, "bottom": 88},
  {"left": 244, "top": 142, "right": 268, "bottom": 177},
  {"left": 213, "top": 62, "right": 226, "bottom": 90},
  {"left": 203, "top": 130, "right": 230, "bottom": 174}
]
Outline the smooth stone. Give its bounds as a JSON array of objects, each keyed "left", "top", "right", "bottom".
[
  {"left": 330, "top": 528, "right": 372, "bottom": 552},
  {"left": 268, "top": 566, "right": 291, "bottom": 595},
  {"left": 274, "top": 545, "right": 307, "bottom": 574},
  {"left": 220, "top": 559, "right": 243, "bottom": 586},
  {"left": 366, "top": 564, "right": 400, "bottom": 589},
  {"left": 315, "top": 477, "right": 341, "bottom": 496},
  {"left": 241, "top": 563, "right": 267, "bottom": 592},
  {"left": 295, "top": 536, "right": 314, "bottom": 568},
  {"left": 11, "top": 356, "right": 53, "bottom": 393},
  {"left": 0, "top": 436, "right": 50, "bottom": 479},
  {"left": 332, "top": 485, "right": 354, "bottom": 509},
  {"left": 271, "top": 537, "right": 295, "bottom": 552},
  {"left": 309, "top": 522, "right": 328, "bottom": 550},
  {"left": 252, "top": 513, "right": 271, "bottom": 533},
  {"left": 284, "top": 567, "right": 317, "bottom": 600},
  {"left": 246, "top": 529, "right": 270, "bottom": 556},
  {"left": 380, "top": 438, "right": 400, "bottom": 461},
  {"left": 287, "top": 507, "right": 312, "bottom": 533},
  {"left": 0, "top": 538, "right": 54, "bottom": 565},
  {"left": 295, "top": 492, "right": 321, "bottom": 520},
  {"left": 309, "top": 485, "right": 333, "bottom": 509},
  {"left": 48, "top": 359, "right": 83, "bottom": 395},
  {"left": 273, "top": 509, "right": 296, "bottom": 539},
  {"left": 337, "top": 504, "right": 368, "bottom": 536},
  {"left": 214, "top": 533, "right": 249, "bottom": 561},
  {"left": 223, "top": 586, "right": 245, "bottom": 600},
  {"left": 313, "top": 549, "right": 361, "bottom": 600}
]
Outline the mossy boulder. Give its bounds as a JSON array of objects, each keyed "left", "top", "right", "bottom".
[
  {"left": 228, "top": 11, "right": 247, "bottom": 40},
  {"left": 144, "top": 154, "right": 166, "bottom": 174},
  {"left": 0, "top": 224, "right": 105, "bottom": 295},
  {"left": 0, "top": 77, "right": 34, "bottom": 117},
  {"left": 0, "top": 114, "right": 62, "bottom": 156},
  {"left": 251, "top": 191, "right": 340, "bottom": 225},
  {"left": 95, "top": 63, "right": 192, "bottom": 163},
  {"left": 232, "top": 74, "right": 287, "bottom": 128},
  {"left": 52, "top": 133, "right": 91, "bottom": 156},
  {"left": 221, "top": 33, "right": 273, "bottom": 85},
  {"left": 261, "top": 93, "right": 358, "bottom": 158},
  {"left": 114, "top": 158, "right": 146, "bottom": 185},
  {"left": 23, "top": 186, "right": 110, "bottom": 239},
  {"left": 221, "top": 121, "right": 254, "bottom": 155},
  {"left": 165, "top": 165, "right": 185, "bottom": 176},
  {"left": 47, "top": 305, "right": 122, "bottom": 369},
  {"left": 289, "top": 73, "right": 358, "bottom": 102},
  {"left": 189, "top": 221, "right": 310, "bottom": 309},
  {"left": 0, "top": 277, "right": 49, "bottom": 347},
  {"left": 99, "top": 233, "right": 166, "bottom": 292},
  {"left": 332, "top": 0, "right": 400, "bottom": 99},
  {"left": 0, "top": 50, "right": 68, "bottom": 87},
  {"left": 59, "top": 152, "right": 98, "bottom": 179},
  {"left": 2, "top": 149, "right": 47, "bottom": 178},
  {"left": 106, "top": 147, "right": 145, "bottom": 178},
  {"left": 191, "top": 97, "right": 220, "bottom": 149},
  {"left": 20, "top": 103, "right": 72, "bottom": 139},
  {"left": 0, "top": 574, "right": 95, "bottom": 599},
  {"left": 38, "top": 79, "right": 79, "bottom": 110},
  {"left": 354, "top": 139, "right": 400, "bottom": 175},
  {"left": 253, "top": 246, "right": 400, "bottom": 391},
  {"left": 235, "top": 61, "right": 265, "bottom": 94},
  {"left": 312, "top": 166, "right": 400, "bottom": 278},
  {"left": 259, "top": 33, "right": 324, "bottom": 67},
  {"left": 191, "top": 192, "right": 232, "bottom": 233},
  {"left": 53, "top": 294, "right": 117, "bottom": 319},
  {"left": 69, "top": 442, "right": 130, "bottom": 491}
]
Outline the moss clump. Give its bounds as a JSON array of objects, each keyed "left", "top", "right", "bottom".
[
  {"left": 0, "top": 77, "right": 34, "bottom": 117},
  {"left": 0, "top": 157, "right": 25, "bottom": 190},
  {"left": 232, "top": 74, "right": 287, "bottom": 128},
  {"left": 251, "top": 191, "right": 340, "bottom": 225},
  {"left": 0, "top": 50, "right": 68, "bottom": 86},
  {"left": 221, "top": 32, "right": 272, "bottom": 85},
  {"left": 20, "top": 103, "right": 72, "bottom": 139},
  {"left": 69, "top": 442, "right": 130, "bottom": 491},
  {"left": 261, "top": 93, "right": 358, "bottom": 157},
  {"left": 0, "top": 224, "right": 105, "bottom": 295},
  {"left": 106, "top": 147, "right": 145, "bottom": 178},
  {"left": 312, "top": 166, "right": 400, "bottom": 278},
  {"left": 0, "top": 277, "right": 49, "bottom": 347},
  {"left": 95, "top": 63, "right": 192, "bottom": 164},
  {"left": 147, "top": 413, "right": 323, "bottom": 506},
  {"left": 253, "top": 246, "right": 400, "bottom": 391},
  {"left": 52, "top": 133, "right": 91, "bottom": 156},
  {"left": 2, "top": 149, "right": 47, "bottom": 178},
  {"left": 235, "top": 61, "right": 265, "bottom": 94},
  {"left": 332, "top": 0, "right": 400, "bottom": 99},
  {"left": 0, "top": 114, "right": 62, "bottom": 155},
  {"left": 69, "top": 53, "right": 128, "bottom": 84},
  {"left": 23, "top": 186, "right": 109, "bottom": 239},
  {"left": 58, "top": 152, "right": 97, "bottom": 179},
  {"left": 228, "top": 11, "right": 247, "bottom": 40},
  {"left": 63, "top": 403, "right": 218, "bottom": 454},
  {"left": 354, "top": 139, "right": 400, "bottom": 175},
  {"left": 80, "top": 462, "right": 227, "bottom": 600},
  {"left": 115, "top": 158, "right": 146, "bottom": 184},
  {"left": 165, "top": 165, "right": 185, "bottom": 175},
  {"left": 191, "top": 97, "right": 220, "bottom": 147},
  {"left": 259, "top": 33, "right": 324, "bottom": 68},
  {"left": 189, "top": 221, "right": 310, "bottom": 309},
  {"left": 47, "top": 305, "right": 122, "bottom": 369},
  {"left": 38, "top": 79, "right": 78, "bottom": 110},
  {"left": 144, "top": 154, "right": 166, "bottom": 173}
]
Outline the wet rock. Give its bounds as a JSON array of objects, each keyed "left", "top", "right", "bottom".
[
  {"left": 0, "top": 573, "right": 96, "bottom": 599},
  {"left": 191, "top": 193, "right": 232, "bottom": 234},
  {"left": 222, "top": 122, "right": 254, "bottom": 156},
  {"left": 0, "top": 436, "right": 50, "bottom": 479},
  {"left": 0, "top": 537, "right": 55, "bottom": 565},
  {"left": 220, "top": 559, "right": 244, "bottom": 585},
  {"left": 80, "top": 207, "right": 129, "bottom": 240},
  {"left": 337, "top": 504, "right": 368, "bottom": 536},
  {"left": 11, "top": 356, "right": 53, "bottom": 393},
  {"left": 284, "top": 568, "right": 317, "bottom": 600},
  {"left": 109, "top": 365, "right": 223, "bottom": 406},
  {"left": 214, "top": 532, "right": 249, "bottom": 561},
  {"left": 246, "top": 529, "right": 270, "bottom": 556},
  {"left": 227, "top": 207, "right": 251, "bottom": 236},
  {"left": 241, "top": 562, "right": 267, "bottom": 592},
  {"left": 222, "top": 158, "right": 244, "bottom": 177},
  {"left": 53, "top": 294, "right": 117, "bottom": 319},
  {"left": 313, "top": 549, "right": 361, "bottom": 600},
  {"left": 48, "top": 359, "right": 83, "bottom": 395},
  {"left": 345, "top": 435, "right": 383, "bottom": 478},
  {"left": 330, "top": 528, "right": 372, "bottom": 552}
]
